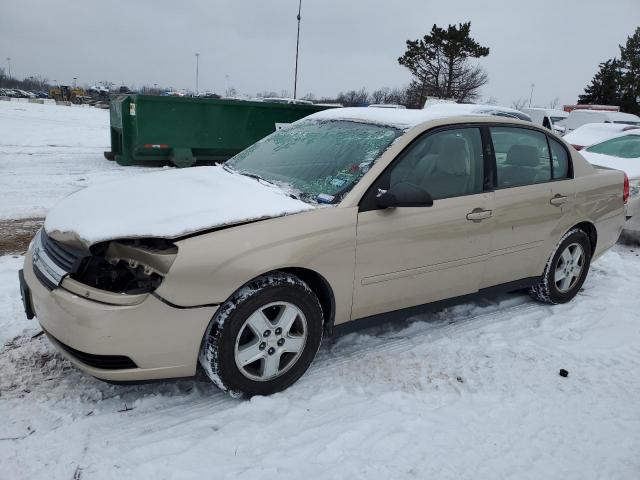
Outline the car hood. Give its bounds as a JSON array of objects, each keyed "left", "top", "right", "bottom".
[{"left": 44, "top": 165, "right": 315, "bottom": 248}]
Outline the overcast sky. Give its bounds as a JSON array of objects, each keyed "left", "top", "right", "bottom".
[{"left": 1, "top": 0, "right": 638, "bottom": 107}]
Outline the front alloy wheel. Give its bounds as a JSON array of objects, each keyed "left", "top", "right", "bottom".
[
  {"left": 234, "top": 301, "right": 308, "bottom": 382},
  {"left": 199, "top": 272, "right": 323, "bottom": 397}
]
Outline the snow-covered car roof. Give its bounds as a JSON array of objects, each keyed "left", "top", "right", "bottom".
[
  {"left": 305, "top": 106, "right": 525, "bottom": 130},
  {"left": 563, "top": 123, "right": 640, "bottom": 148},
  {"left": 425, "top": 103, "right": 532, "bottom": 121}
]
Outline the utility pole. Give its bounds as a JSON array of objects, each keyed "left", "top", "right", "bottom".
[
  {"left": 293, "top": 0, "right": 302, "bottom": 99},
  {"left": 529, "top": 83, "right": 535, "bottom": 108},
  {"left": 6, "top": 57, "right": 11, "bottom": 78},
  {"left": 195, "top": 53, "right": 200, "bottom": 96}
]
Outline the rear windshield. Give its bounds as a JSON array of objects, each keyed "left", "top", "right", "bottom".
[{"left": 226, "top": 120, "right": 401, "bottom": 203}]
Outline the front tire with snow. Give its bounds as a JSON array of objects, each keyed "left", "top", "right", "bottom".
[
  {"left": 530, "top": 228, "right": 592, "bottom": 304},
  {"left": 199, "top": 272, "right": 323, "bottom": 397}
]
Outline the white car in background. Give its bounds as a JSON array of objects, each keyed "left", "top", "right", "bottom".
[
  {"left": 522, "top": 108, "right": 569, "bottom": 134},
  {"left": 580, "top": 130, "right": 640, "bottom": 233},
  {"left": 559, "top": 109, "right": 640, "bottom": 133},
  {"left": 424, "top": 103, "right": 532, "bottom": 121},
  {"left": 564, "top": 123, "right": 640, "bottom": 150}
]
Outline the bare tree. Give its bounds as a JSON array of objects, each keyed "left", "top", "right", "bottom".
[
  {"left": 256, "top": 90, "right": 279, "bottom": 98},
  {"left": 337, "top": 87, "right": 370, "bottom": 106},
  {"left": 370, "top": 87, "right": 391, "bottom": 104},
  {"left": 548, "top": 96, "right": 560, "bottom": 109},
  {"left": 511, "top": 97, "right": 528, "bottom": 110}
]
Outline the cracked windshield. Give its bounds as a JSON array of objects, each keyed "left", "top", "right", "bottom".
[{"left": 226, "top": 120, "right": 401, "bottom": 203}]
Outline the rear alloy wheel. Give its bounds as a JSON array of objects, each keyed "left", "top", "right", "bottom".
[
  {"left": 554, "top": 243, "right": 585, "bottom": 293},
  {"left": 199, "top": 272, "right": 323, "bottom": 397},
  {"left": 530, "top": 228, "right": 592, "bottom": 304}
]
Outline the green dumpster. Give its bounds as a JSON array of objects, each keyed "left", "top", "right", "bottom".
[{"left": 105, "top": 95, "right": 334, "bottom": 167}]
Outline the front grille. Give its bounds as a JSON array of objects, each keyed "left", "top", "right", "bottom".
[
  {"left": 33, "top": 264, "right": 57, "bottom": 290},
  {"left": 40, "top": 230, "right": 85, "bottom": 272},
  {"left": 48, "top": 332, "right": 138, "bottom": 370}
]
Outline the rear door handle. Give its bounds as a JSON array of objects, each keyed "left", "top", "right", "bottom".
[
  {"left": 550, "top": 194, "right": 569, "bottom": 206},
  {"left": 466, "top": 208, "right": 493, "bottom": 222}
]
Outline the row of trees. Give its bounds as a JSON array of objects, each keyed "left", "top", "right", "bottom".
[
  {"left": 0, "top": 69, "right": 50, "bottom": 91},
  {"left": 578, "top": 27, "right": 640, "bottom": 114}
]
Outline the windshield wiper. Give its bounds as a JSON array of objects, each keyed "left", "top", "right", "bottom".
[
  {"left": 223, "top": 164, "right": 275, "bottom": 186},
  {"left": 240, "top": 171, "right": 272, "bottom": 183}
]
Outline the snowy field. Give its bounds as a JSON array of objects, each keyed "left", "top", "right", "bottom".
[
  {"left": 0, "top": 101, "right": 162, "bottom": 220},
  {"left": 1, "top": 102, "right": 640, "bottom": 479}
]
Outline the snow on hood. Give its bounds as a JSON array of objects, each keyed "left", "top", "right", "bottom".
[
  {"left": 44, "top": 166, "right": 314, "bottom": 247},
  {"left": 581, "top": 150, "right": 640, "bottom": 180}
]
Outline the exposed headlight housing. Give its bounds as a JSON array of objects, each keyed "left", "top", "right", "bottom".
[{"left": 71, "top": 238, "right": 177, "bottom": 295}]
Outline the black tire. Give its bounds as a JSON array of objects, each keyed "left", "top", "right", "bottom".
[
  {"left": 530, "top": 228, "right": 592, "bottom": 304},
  {"left": 199, "top": 272, "right": 323, "bottom": 397}
]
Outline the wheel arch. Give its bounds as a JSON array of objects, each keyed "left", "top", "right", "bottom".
[
  {"left": 277, "top": 267, "right": 336, "bottom": 338},
  {"left": 571, "top": 221, "right": 597, "bottom": 254}
]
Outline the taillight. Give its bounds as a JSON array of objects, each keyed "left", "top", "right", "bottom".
[
  {"left": 623, "top": 172, "right": 629, "bottom": 204},
  {"left": 571, "top": 144, "right": 584, "bottom": 150}
]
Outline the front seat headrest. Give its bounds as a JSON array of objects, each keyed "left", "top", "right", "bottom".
[{"left": 437, "top": 136, "right": 469, "bottom": 175}]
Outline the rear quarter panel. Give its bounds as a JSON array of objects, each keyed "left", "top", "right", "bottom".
[{"left": 572, "top": 156, "right": 626, "bottom": 260}]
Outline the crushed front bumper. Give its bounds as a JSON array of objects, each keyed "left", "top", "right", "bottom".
[{"left": 22, "top": 249, "right": 218, "bottom": 381}]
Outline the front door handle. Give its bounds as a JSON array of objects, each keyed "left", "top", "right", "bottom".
[
  {"left": 466, "top": 208, "right": 493, "bottom": 222},
  {"left": 550, "top": 194, "right": 569, "bottom": 206}
]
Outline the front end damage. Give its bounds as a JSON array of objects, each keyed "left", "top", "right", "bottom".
[{"left": 21, "top": 229, "right": 217, "bottom": 381}]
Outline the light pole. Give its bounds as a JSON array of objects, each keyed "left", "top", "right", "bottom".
[
  {"left": 293, "top": 0, "right": 302, "bottom": 99},
  {"left": 73, "top": 77, "right": 77, "bottom": 88},
  {"left": 528, "top": 83, "right": 535, "bottom": 108},
  {"left": 195, "top": 53, "right": 200, "bottom": 96},
  {"left": 6, "top": 57, "right": 11, "bottom": 78}
]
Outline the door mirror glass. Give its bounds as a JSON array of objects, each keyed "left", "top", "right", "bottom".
[{"left": 376, "top": 181, "right": 433, "bottom": 208}]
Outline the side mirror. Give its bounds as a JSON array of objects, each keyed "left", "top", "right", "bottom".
[{"left": 376, "top": 181, "right": 434, "bottom": 209}]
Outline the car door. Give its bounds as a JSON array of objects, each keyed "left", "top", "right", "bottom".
[
  {"left": 351, "top": 126, "right": 495, "bottom": 320},
  {"left": 484, "top": 126, "right": 576, "bottom": 287}
]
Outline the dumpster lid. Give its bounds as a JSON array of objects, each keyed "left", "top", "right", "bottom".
[{"left": 44, "top": 166, "right": 314, "bottom": 247}]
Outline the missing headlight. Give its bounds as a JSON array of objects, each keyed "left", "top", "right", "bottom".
[{"left": 71, "top": 238, "right": 177, "bottom": 294}]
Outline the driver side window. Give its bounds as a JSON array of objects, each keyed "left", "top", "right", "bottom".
[{"left": 389, "top": 128, "right": 484, "bottom": 200}]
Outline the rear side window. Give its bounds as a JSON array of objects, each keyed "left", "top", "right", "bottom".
[
  {"left": 549, "top": 138, "right": 570, "bottom": 179},
  {"left": 490, "top": 127, "right": 551, "bottom": 188}
]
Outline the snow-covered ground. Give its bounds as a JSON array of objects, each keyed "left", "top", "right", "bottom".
[
  {"left": 1, "top": 101, "right": 640, "bottom": 479},
  {"left": 0, "top": 101, "right": 161, "bottom": 220}
]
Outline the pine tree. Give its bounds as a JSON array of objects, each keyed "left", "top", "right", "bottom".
[
  {"left": 398, "top": 22, "right": 490, "bottom": 105},
  {"left": 577, "top": 59, "right": 622, "bottom": 106},
  {"left": 619, "top": 27, "right": 640, "bottom": 115}
]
